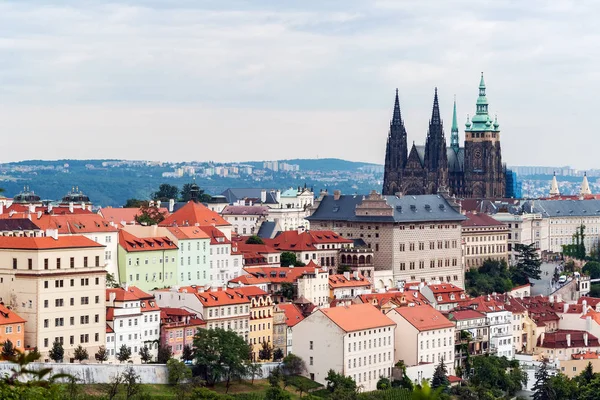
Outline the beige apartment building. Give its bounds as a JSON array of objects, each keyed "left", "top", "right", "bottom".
[
  {"left": 308, "top": 191, "right": 466, "bottom": 288},
  {"left": 0, "top": 235, "right": 106, "bottom": 361},
  {"left": 462, "top": 212, "right": 509, "bottom": 270}
]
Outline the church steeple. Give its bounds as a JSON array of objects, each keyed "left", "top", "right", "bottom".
[
  {"left": 450, "top": 95, "right": 459, "bottom": 150},
  {"left": 424, "top": 88, "right": 447, "bottom": 172},
  {"left": 580, "top": 172, "right": 592, "bottom": 196},
  {"left": 383, "top": 88, "right": 409, "bottom": 195},
  {"left": 549, "top": 172, "right": 560, "bottom": 197},
  {"left": 392, "top": 88, "right": 402, "bottom": 126},
  {"left": 467, "top": 72, "right": 498, "bottom": 132},
  {"left": 430, "top": 87, "right": 442, "bottom": 126}
]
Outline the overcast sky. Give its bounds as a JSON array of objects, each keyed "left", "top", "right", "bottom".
[{"left": 0, "top": 1, "right": 596, "bottom": 168}]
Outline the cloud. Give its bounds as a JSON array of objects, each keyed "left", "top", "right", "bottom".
[{"left": 0, "top": 0, "right": 598, "bottom": 169}]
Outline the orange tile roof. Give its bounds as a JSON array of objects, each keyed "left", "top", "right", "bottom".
[
  {"left": 392, "top": 305, "right": 454, "bottom": 331},
  {"left": 233, "top": 241, "right": 280, "bottom": 255},
  {"left": 166, "top": 226, "right": 210, "bottom": 240},
  {"left": 357, "top": 290, "right": 430, "bottom": 308},
  {"left": 572, "top": 350, "right": 600, "bottom": 360},
  {"left": 319, "top": 303, "right": 395, "bottom": 332},
  {"left": 0, "top": 304, "right": 25, "bottom": 325},
  {"left": 199, "top": 226, "right": 231, "bottom": 245},
  {"left": 232, "top": 286, "right": 269, "bottom": 298},
  {"left": 446, "top": 309, "right": 486, "bottom": 321},
  {"left": 329, "top": 274, "right": 371, "bottom": 289},
  {"left": 32, "top": 214, "right": 117, "bottom": 234},
  {"left": 160, "top": 307, "right": 206, "bottom": 328},
  {"left": 230, "top": 262, "right": 323, "bottom": 285},
  {"left": 278, "top": 303, "right": 304, "bottom": 327},
  {"left": 99, "top": 207, "right": 170, "bottom": 225},
  {"left": 106, "top": 286, "right": 160, "bottom": 312},
  {"left": 172, "top": 286, "right": 251, "bottom": 307},
  {"left": 264, "top": 230, "right": 352, "bottom": 252},
  {"left": 0, "top": 235, "right": 103, "bottom": 250},
  {"left": 106, "top": 324, "right": 114, "bottom": 333},
  {"left": 160, "top": 201, "right": 229, "bottom": 227},
  {"left": 579, "top": 297, "right": 600, "bottom": 307},
  {"left": 118, "top": 230, "right": 178, "bottom": 252}
]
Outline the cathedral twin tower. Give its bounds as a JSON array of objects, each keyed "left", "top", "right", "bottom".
[{"left": 383, "top": 73, "right": 506, "bottom": 199}]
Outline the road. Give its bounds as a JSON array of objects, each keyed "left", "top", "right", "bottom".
[{"left": 530, "top": 262, "right": 561, "bottom": 296}]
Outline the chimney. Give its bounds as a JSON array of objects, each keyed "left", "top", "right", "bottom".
[
  {"left": 353, "top": 271, "right": 359, "bottom": 280},
  {"left": 276, "top": 190, "right": 281, "bottom": 203},
  {"left": 260, "top": 190, "right": 267, "bottom": 203},
  {"left": 567, "top": 333, "right": 571, "bottom": 347},
  {"left": 156, "top": 200, "right": 161, "bottom": 208},
  {"left": 36, "top": 211, "right": 42, "bottom": 219},
  {"left": 169, "top": 199, "right": 175, "bottom": 213},
  {"left": 564, "top": 303, "right": 569, "bottom": 314},
  {"left": 81, "top": 201, "right": 85, "bottom": 209},
  {"left": 69, "top": 202, "right": 74, "bottom": 213},
  {"left": 0, "top": 203, "right": 3, "bottom": 215},
  {"left": 585, "top": 332, "right": 589, "bottom": 347},
  {"left": 109, "top": 292, "right": 116, "bottom": 303},
  {"left": 587, "top": 316, "right": 592, "bottom": 333},
  {"left": 29, "top": 204, "right": 35, "bottom": 213},
  {"left": 549, "top": 295, "right": 554, "bottom": 303},
  {"left": 343, "top": 271, "right": 350, "bottom": 280},
  {"left": 334, "top": 190, "right": 341, "bottom": 201},
  {"left": 583, "top": 300, "right": 588, "bottom": 315},
  {"left": 48, "top": 203, "right": 52, "bottom": 213},
  {"left": 46, "top": 229, "right": 58, "bottom": 240}
]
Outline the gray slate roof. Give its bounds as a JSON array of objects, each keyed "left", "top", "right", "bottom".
[
  {"left": 307, "top": 194, "right": 466, "bottom": 223},
  {"left": 414, "top": 145, "right": 464, "bottom": 172},
  {"left": 257, "top": 221, "right": 280, "bottom": 239},
  {"left": 221, "top": 188, "right": 278, "bottom": 205},
  {"left": 0, "top": 218, "right": 41, "bottom": 231},
  {"left": 523, "top": 199, "right": 600, "bottom": 218}
]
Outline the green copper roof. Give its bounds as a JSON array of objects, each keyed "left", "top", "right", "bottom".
[
  {"left": 450, "top": 97, "right": 459, "bottom": 150},
  {"left": 281, "top": 188, "right": 298, "bottom": 197},
  {"left": 466, "top": 72, "right": 499, "bottom": 132}
]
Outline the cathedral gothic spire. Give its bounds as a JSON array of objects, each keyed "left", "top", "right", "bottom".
[
  {"left": 382, "top": 89, "right": 408, "bottom": 195},
  {"left": 450, "top": 96, "right": 460, "bottom": 150}
]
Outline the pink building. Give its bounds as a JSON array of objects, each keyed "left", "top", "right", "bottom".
[{"left": 160, "top": 308, "right": 206, "bottom": 359}]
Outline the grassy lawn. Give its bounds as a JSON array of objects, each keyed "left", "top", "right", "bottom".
[{"left": 79, "top": 383, "right": 178, "bottom": 398}]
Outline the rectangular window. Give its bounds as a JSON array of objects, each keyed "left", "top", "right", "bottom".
[
  {"left": 95, "top": 256, "right": 100, "bottom": 266},
  {"left": 28, "top": 258, "right": 32, "bottom": 270},
  {"left": 56, "top": 258, "right": 61, "bottom": 269},
  {"left": 44, "top": 259, "right": 49, "bottom": 269},
  {"left": 12, "top": 258, "right": 17, "bottom": 269},
  {"left": 83, "top": 257, "right": 88, "bottom": 267},
  {"left": 70, "top": 257, "right": 75, "bottom": 268}
]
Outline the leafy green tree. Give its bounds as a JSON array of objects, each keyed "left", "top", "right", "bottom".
[
  {"left": 281, "top": 252, "right": 298, "bottom": 267},
  {"left": 95, "top": 346, "right": 108, "bottom": 363},
  {"left": 139, "top": 346, "right": 152, "bottom": 363},
  {"left": 182, "top": 344, "right": 194, "bottom": 363},
  {"left": 49, "top": 339, "right": 64, "bottom": 363},
  {"left": 135, "top": 203, "right": 166, "bottom": 225},
  {"left": 431, "top": 359, "right": 449, "bottom": 392},
  {"left": 29, "top": 347, "right": 41, "bottom": 361},
  {"left": 511, "top": 243, "right": 542, "bottom": 285},
  {"left": 584, "top": 261, "right": 600, "bottom": 279},
  {"left": 469, "top": 356, "right": 527, "bottom": 396},
  {"left": 548, "top": 373, "right": 577, "bottom": 400},
  {"left": 73, "top": 345, "right": 88, "bottom": 363},
  {"left": 273, "top": 348, "right": 284, "bottom": 361},
  {"left": 123, "top": 366, "right": 143, "bottom": 399},
  {"left": 193, "top": 328, "right": 251, "bottom": 392},
  {"left": 532, "top": 360, "right": 552, "bottom": 400},
  {"left": 106, "top": 272, "right": 120, "bottom": 288},
  {"left": 246, "top": 361, "right": 264, "bottom": 385},
  {"left": 124, "top": 199, "right": 148, "bottom": 208},
  {"left": 1, "top": 340, "right": 15, "bottom": 360},
  {"left": 278, "top": 282, "right": 296, "bottom": 300},
  {"left": 259, "top": 341, "right": 273, "bottom": 361},
  {"left": 466, "top": 259, "right": 514, "bottom": 296},
  {"left": 411, "top": 381, "right": 443, "bottom": 400},
  {"left": 325, "top": 369, "right": 357, "bottom": 393},
  {"left": 578, "top": 375, "right": 600, "bottom": 400},
  {"left": 153, "top": 183, "right": 179, "bottom": 201},
  {"left": 246, "top": 235, "right": 265, "bottom": 245},
  {"left": 167, "top": 358, "right": 192, "bottom": 385},
  {"left": 158, "top": 344, "right": 173, "bottom": 364},
  {"left": 376, "top": 377, "right": 391, "bottom": 390},
  {"left": 117, "top": 344, "right": 132, "bottom": 363},
  {"left": 282, "top": 353, "right": 307, "bottom": 376},
  {"left": 579, "top": 361, "right": 595, "bottom": 385},
  {"left": 590, "top": 284, "right": 600, "bottom": 298}
]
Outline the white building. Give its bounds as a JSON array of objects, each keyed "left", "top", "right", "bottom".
[
  {"left": 166, "top": 226, "right": 211, "bottom": 286},
  {"left": 221, "top": 205, "right": 269, "bottom": 236},
  {"left": 293, "top": 303, "right": 395, "bottom": 391},
  {"left": 387, "top": 305, "right": 455, "bottom": 377},
  {"left": 493, "top": 211, "right": 546, "bottom": 264},
  {"left": 465, "top": 296, "right": 513, "bottom": 359},
  {"left": 200, "top": 226, "right": 243, "bottom": 286},
  {"left": 105, "top": 287, "right": 161, "bottom": 363}
]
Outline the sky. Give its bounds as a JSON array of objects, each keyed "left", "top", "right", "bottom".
[{"left": 0, "top": 1, "right": 597, "bottom": 168}]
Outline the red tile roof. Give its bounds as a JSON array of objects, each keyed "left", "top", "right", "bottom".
[
  {"left": 231, "top": 286, "right": 269, "bottom": 298},
  {"left": 537, "top": 330, "right": 600, "bottom": 349},
  {"left": 572, "top": 350, "right": 600, "bottom": 360},
  {"left": 392, "top": 305, "right": 454, "bottom": 331},
  {"left": 199, "top": 226, "right": 231, "bottom": 245},
  {"left": 106, "top": 324, "right": 114, "bottom": 333},
  {"left": 0, "top": 235, "right": 103, "bottom": 250},
  {"left": 319, "top": 303, "right": 395, "bottom": 332},
  {"left": 172, "top": 286, "right": 251, "bottom": 307},
  {"left": 447, "top": 309, "right": 486, "bottom": 321},
  {"left": 33, "top": 214, "right": 117, "bottom": 234},
  {"left": 160, "top": 307, "right": 206, "bottom": 328},
  {"left": 462, "top": 296, "right": 508, "bottom": 313},
  {"left": 427, "top": 283, "right": 467, "bottom": 304},
  {"left": 329, "top": 274, "right": 370, "bottom": 289},
  {"left": 230, "top": 262, "right": 323, "bottom": 285},
  {"left": 99, "top": 207, "right": 170, "bottom": 225},
  {"left": 462, "top": 212, "right": 508, "bottom": 228},
  {"left": 160, "top": 201, "right": 229, "bottom": 227},
  {"left": 118, "top": 230, "right": 177, "bottom": 252},
  {"left": 579, "top": 297, "right": 600, "bottom": 307},
  {"left": 106, "top": 286, "right": 160, "bottom": 312},
  {"left": 166, "top": 226, "right": 210, "bottom": 240},
  {"left": 233, "top": 241, "right": 280, "bottom": 255},
  {"left": 357, "top": 290, "right": 429, "bottom": 308},
  {"left": 278, "top": 303, "right": 304, "bottom": 327},
  {"left": 0, "top": 304, "right": 26, "bottom": 325},
  {"left": 264, "top": 230, "right": 352, "bottom": 252}
]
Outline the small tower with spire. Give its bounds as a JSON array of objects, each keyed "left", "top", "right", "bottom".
[
  {"left": 580, "top": 172, "right": 592, "bottom": 196},
  {"left": 383, "top": 88, "right": 409, "bottom": 195},
  {"left": 450, "top": 95, "right": 460, "bottom": 151},
  {"left": 549, "top": 172, "right": 560, "bottom": 197}
]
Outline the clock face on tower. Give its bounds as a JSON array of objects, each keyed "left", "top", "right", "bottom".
[{"left": 474, "top": 149, "right": 482, "bottom": 159}]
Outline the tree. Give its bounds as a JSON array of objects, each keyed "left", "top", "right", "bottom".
[
  {"left": 266, "top": 368, "right": 291, "bottom": 400},
  {"left": 139, "top": 346, "right": 152, "bottom": 364},
  {"left": 246, "top": 361, "right": 263, "bottom": 385},
  {"left": 259, "top": 341, "right": 273, "bottom": 361},
  {"left": 273, "top": 348, "right": 284, "bottom": 362},
  {"left": 153, "top": 183, "right": 179, "bottom": 202},
  {"left": 182, "top": 344, "right": 194, "bottom": 363},
  {"left": 579, "top": 361, "right": 595, "bottom": 385},
  {"left": 282, "top": 353, "right": 307, "bottom": 376},
  {"left": 466, "top": 259, "right": 514, "bottom": 296},
  {"left": 73, "top": 345, "right": 89, "bottom": 363},
  {"left": 29, "top": 346, "right": 41, "bottom": 361},
  {"left": 158, "top": 344, "right": 172, "bottom": 364},
  {"left": 548, "top": 373, "right": 577, "bottom": 400},
  {"left": 533, "top": 360, "right": 553, "bottom": 400},
  {"left": 193, "top": 328, "right": 251, "bottom": 391},
  {"left": 278, "top": 282, "right": 296, "bottom": 301},
  {"left": 246, "top": 235, "right": 265, "bottom": 245},
  {"left": 512, "top": 243, "right": 542, "bottom": 285},
  {"left": 431, "top": 359, "right": 449, "bottom": 392},
  {"left": 101, "top": 372, "right": 122, "bottom": 400},
  {"left": 106, "top": 272, "right": 119, "bottom": 288},
  {"left": 49, "top": 339, "right": 64, "bottom": 363},
  {"left": 95, "top": 346, "right": 109, "bottom": 363},
  {"left": 325, "top": 369, "right": 357, "bottom": 396},
  {"left": 124, "top": 199, "right": 148, "bottom": 208},
  {"left": 167, "top": 358, "right": 192, "bottom": 385},
  {"left": 376, "top": 377, "right": 391, "bottom": 390},
  {"left": 122, "top": 366, "right": 143, "bottom": 400},
  {"left": 281, "top": 252, "right": 298, "bottom": 267},
  {"left": 469, "top": 356, "right": 527, "bottom": 396},
  {"left": 1, "top": 340, "right": 15, "bottom": 360},
  {"left": 584, "top": 261, "right": 600, "bottom": 279},
  {"left": 180, "top": 183, "right": 211, "bottom": 202},
  {"left": 116, "top": 344, "right": 132, "bottom": 363},
  {"left": 135, "top": 203, "right": 166, "bottom": 225}
]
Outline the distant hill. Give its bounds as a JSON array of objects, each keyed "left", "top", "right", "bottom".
[{"left": 246, "top": 158, "right": 381, "bottom": 171}]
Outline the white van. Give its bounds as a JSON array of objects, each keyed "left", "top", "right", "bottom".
[{"left": 558, "top": 275, "right": 567, "bottom": 284}]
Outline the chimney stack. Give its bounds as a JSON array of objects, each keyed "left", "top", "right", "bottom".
[
  {"left": 69, "top": 202, "right": 74, "bottom": 213},
  {"left": 585, "top": 332, "right": 589, "bottom": 347},
  {"left": 260, "top": 190, "right": 267, "bottom": 204},
  {"left": 567, "top": 333, "right": 571, "bottom": 347},
  {"left": 156, "top": 200, "right": 161, "bottom": 208},
  {"left": 343, "top": 271, "right": 350, "bottom": 280},
  {"left": 169, "top": 199, "right": 175, "bottom": 213},
  {"left": 583, "top": 300, "right": 588, "bottom": 315},
  {"left": 334, "top": 190, "right": 342, "bottom": 201}
]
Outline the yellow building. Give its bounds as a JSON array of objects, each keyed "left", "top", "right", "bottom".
[
  {"left": 0, "top": 235, "right": 106, "bottom": 361},
  {"left": 235, "top": 286, "right": 273, "bottom": 361}
]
